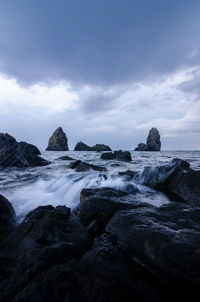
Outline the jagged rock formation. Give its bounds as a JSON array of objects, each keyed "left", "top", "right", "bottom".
[
  {"left": 74, "top": 141, "right": 111, "bottom": 151},
  {"left": 46, "top": 127, "right": 69, "bottom": 151},
  {"left": 101, "top": 150, "right": 132, "bottom": 161},
  {"left": 134, "top": 158, "right": 200, "bottom": 205},
  {"left": 0, "top": 133, "right": 49, "bottom": 168},
  {"left": 0, "top": 163, "right": 200, "bottom": 301},
  {"left": 135, "top": 127, "right": 161, "bottom": 151}
]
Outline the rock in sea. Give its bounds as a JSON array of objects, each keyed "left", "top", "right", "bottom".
[
  {"left": 134, "top": 158, "right": 200, "bottom": 205},
  {"left": 74, "top": 141, "right": 111, "bottom": 151},
  {"left": 135, "top": 127, "right": 161, "bottom": 151},
  {"left": 101, "top": 150, "right": 132, "bottom": 161},
  {"left": 46, "top": 127, "right": 69, "bottom": 151},
  {"left": 0, "top": 133, "right": 49, "bottom": 168}
]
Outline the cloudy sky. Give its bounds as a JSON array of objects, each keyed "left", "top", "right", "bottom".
[{"left": 0, "top": 0, "right": 200, "bottom": 150}]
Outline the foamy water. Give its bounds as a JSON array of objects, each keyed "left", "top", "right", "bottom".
[{"left": 0, "top": 150, "right": 199, "bottom": 221}]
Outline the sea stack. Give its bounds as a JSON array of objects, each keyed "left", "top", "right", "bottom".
[
  {"left": 135, "top": 128, "right": 161, "bottom": 151},
  {"left": 46, "top": 127, "right": 69, "bottom": 151}
]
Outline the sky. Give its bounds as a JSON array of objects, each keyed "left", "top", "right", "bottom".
[{"left": 0, "top": 0, "right": 200, "bottom": 150}]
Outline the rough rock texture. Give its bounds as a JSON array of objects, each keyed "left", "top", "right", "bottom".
[
  {"left": 101, "top": 150, "right": 132, "bottom": 161},
  {"left": 134, "top": 158, "right": 200, "bottom": 205},
  {"left": 146, "top": 128, "right": 161, "bottom": 151},
  {"left": 46, "top": 127, "right": 69, "bottom": 151},
  {"left": 0, "top": 183, "right": 200, "bottom": 301},
  {"left": 0, "top": 194, "right": 16, "bottom": 242},
  {"left": 135, "top": 128, "right": 161, "bottom": 151},
  {"left": 18, "top": 142, "right": 41, "bottom": 155},
  {"left": 0, "top": 133, "right": 49, "bottom": 168},
  {"left": 0, "top": 205, "right": 88, "bottom": 302},
  {"left": 74, "top": 141, "right": 111, "bottom": 151},
  {"left": 69, "top": 160, "right": 107, "bottom": 172}
]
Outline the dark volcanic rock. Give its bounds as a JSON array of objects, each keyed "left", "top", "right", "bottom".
[
  {"left": 135, "top": 143, "right": 149, "bottom": 151},
  {"left": 1, "top": 186, "right": 200, "bottom": 301},
  {"left": 106, "top": 203, "right": 200, "bottom": 298},
  {"left": 68, "top": 160, "right": 81, "bottom": 169},
  {"left": 18, "top": 141, "right": 41, "bottom": 155},
  {"left": 146, "top": 128, "right": 161, "bottom": 151},
  {"left": 79, "top": 188, "right": 138, "bottom": 230},
  {"left": 0, "top": 133, "right": 49, "bottom": 168},
  {"left": 56, "top": 155, "right": 75, "bottom": 161},
  {"left": 135, "top": 127, "right": 161, "bottom": 151},
  {"left": 92, "top": 144, "right": 111, "bottom": 151},
  {"left": 0, "top": 205, "right": 88, "bottom": 302},
  {"left": 135, "top": 158, "right": 200, "bottom": 204},
  {"left": 101, "top": 150, "right": 132, "bottom": 161},
  {"left": 115, "top": 150, "right": 132, "bottom": 161},
  {"left": 69, "top": 160, "right": 106, "bottom": 172},
  {"left": 0, "top": 195, "right": 16, "bottom": 242},
  {"left": 74, "top": 141, "right": 93, "bottom": 151},
  {"left": 46, "top": 127, "right": 69, "bottom": 151},
  {"left": 101, "top": 152, "right": 115, "bottom": 160}
]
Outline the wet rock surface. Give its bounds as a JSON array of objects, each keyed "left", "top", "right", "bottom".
[
  {"left": 46, "top": 127, "right": 69, "bottom": 151},
  {"left": 69, "top": 160, "right": 107, "bottom": 172},
  {"left": 0, "top": 195, "right": 16, "bottom": 242},
  {"left": 134, "top": 158, "right": 200, "bottom": 204},
  {"left": 0, "top": 133, "right": 49, "bottom": 168},
  {"left": 0, "top": 157, "right": 200, "bottom": 301}
]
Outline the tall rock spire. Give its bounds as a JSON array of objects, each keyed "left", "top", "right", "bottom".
[{"left": 46, "top": 127, "right": 69, "bottom": 151}]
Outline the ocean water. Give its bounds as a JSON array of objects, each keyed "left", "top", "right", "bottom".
[{"left": 0, "top": 150, "right": 199, "bottom": 221}]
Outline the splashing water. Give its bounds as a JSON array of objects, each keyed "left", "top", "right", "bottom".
[{"left": 0, "top": 150, "right": 199, "bottom": 220}]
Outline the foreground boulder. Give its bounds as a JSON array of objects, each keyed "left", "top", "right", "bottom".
[
  {"left": 106, "top": 203, "right": 200, "bottom": 298},
  {"left": 101, "top": 150, "right": 132, "bottom": 161},
  {"left": 0, "top": 133, "right": 49, "bottom": 168},
  {"left": 0, "top": 194, "right": 16, "bottom": 242},
  {"left": 46, "top": 127, "right": 69, "bottom": 151},
  {"left": 135, "top": 128, "right": 161, "bottom": 151},
  {"left": 1, "top": 188, "right": 200, "bottom": 301},
  {"left": 74, "top": 141, "right": 111, "bottom": 151},
  {"left": 69, "top": 160, "right": 107, "bottom": 172},
  {"left": 0, "top": 205, "right": 88, "bottom": 302},
  {"left": 134, "top": 158, "right": 200, "bottom": 204}
]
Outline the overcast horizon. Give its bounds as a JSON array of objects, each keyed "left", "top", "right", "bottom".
[{"left": 0, "top": 0, "right": 200, "bottom": 150}]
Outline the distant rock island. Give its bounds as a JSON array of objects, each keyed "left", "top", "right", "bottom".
[
  {"left": 46, "top": 127, "right": 69, "bottom": 151},
  {"left": 135, "top": 128, "right": 161, "bottom": 151},
  {"left": 74, "top": 141, "right": 111, "bottom": 152}
]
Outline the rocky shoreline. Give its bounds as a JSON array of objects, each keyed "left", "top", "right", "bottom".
[{"left": 0, "top": 157, "right": 200, "bottom": 301}]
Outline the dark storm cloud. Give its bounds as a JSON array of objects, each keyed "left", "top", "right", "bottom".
[{"left": 0, "top": 0, "right": 200, "bottom": 85}]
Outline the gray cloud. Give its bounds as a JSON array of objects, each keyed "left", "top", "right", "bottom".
[{"left": 0, "top": 0, "right": 200, "bottom": 86}]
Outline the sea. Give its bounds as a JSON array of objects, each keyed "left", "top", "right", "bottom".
[{"left": 0, "top": 150, "right": 199, "bottom": 221}]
